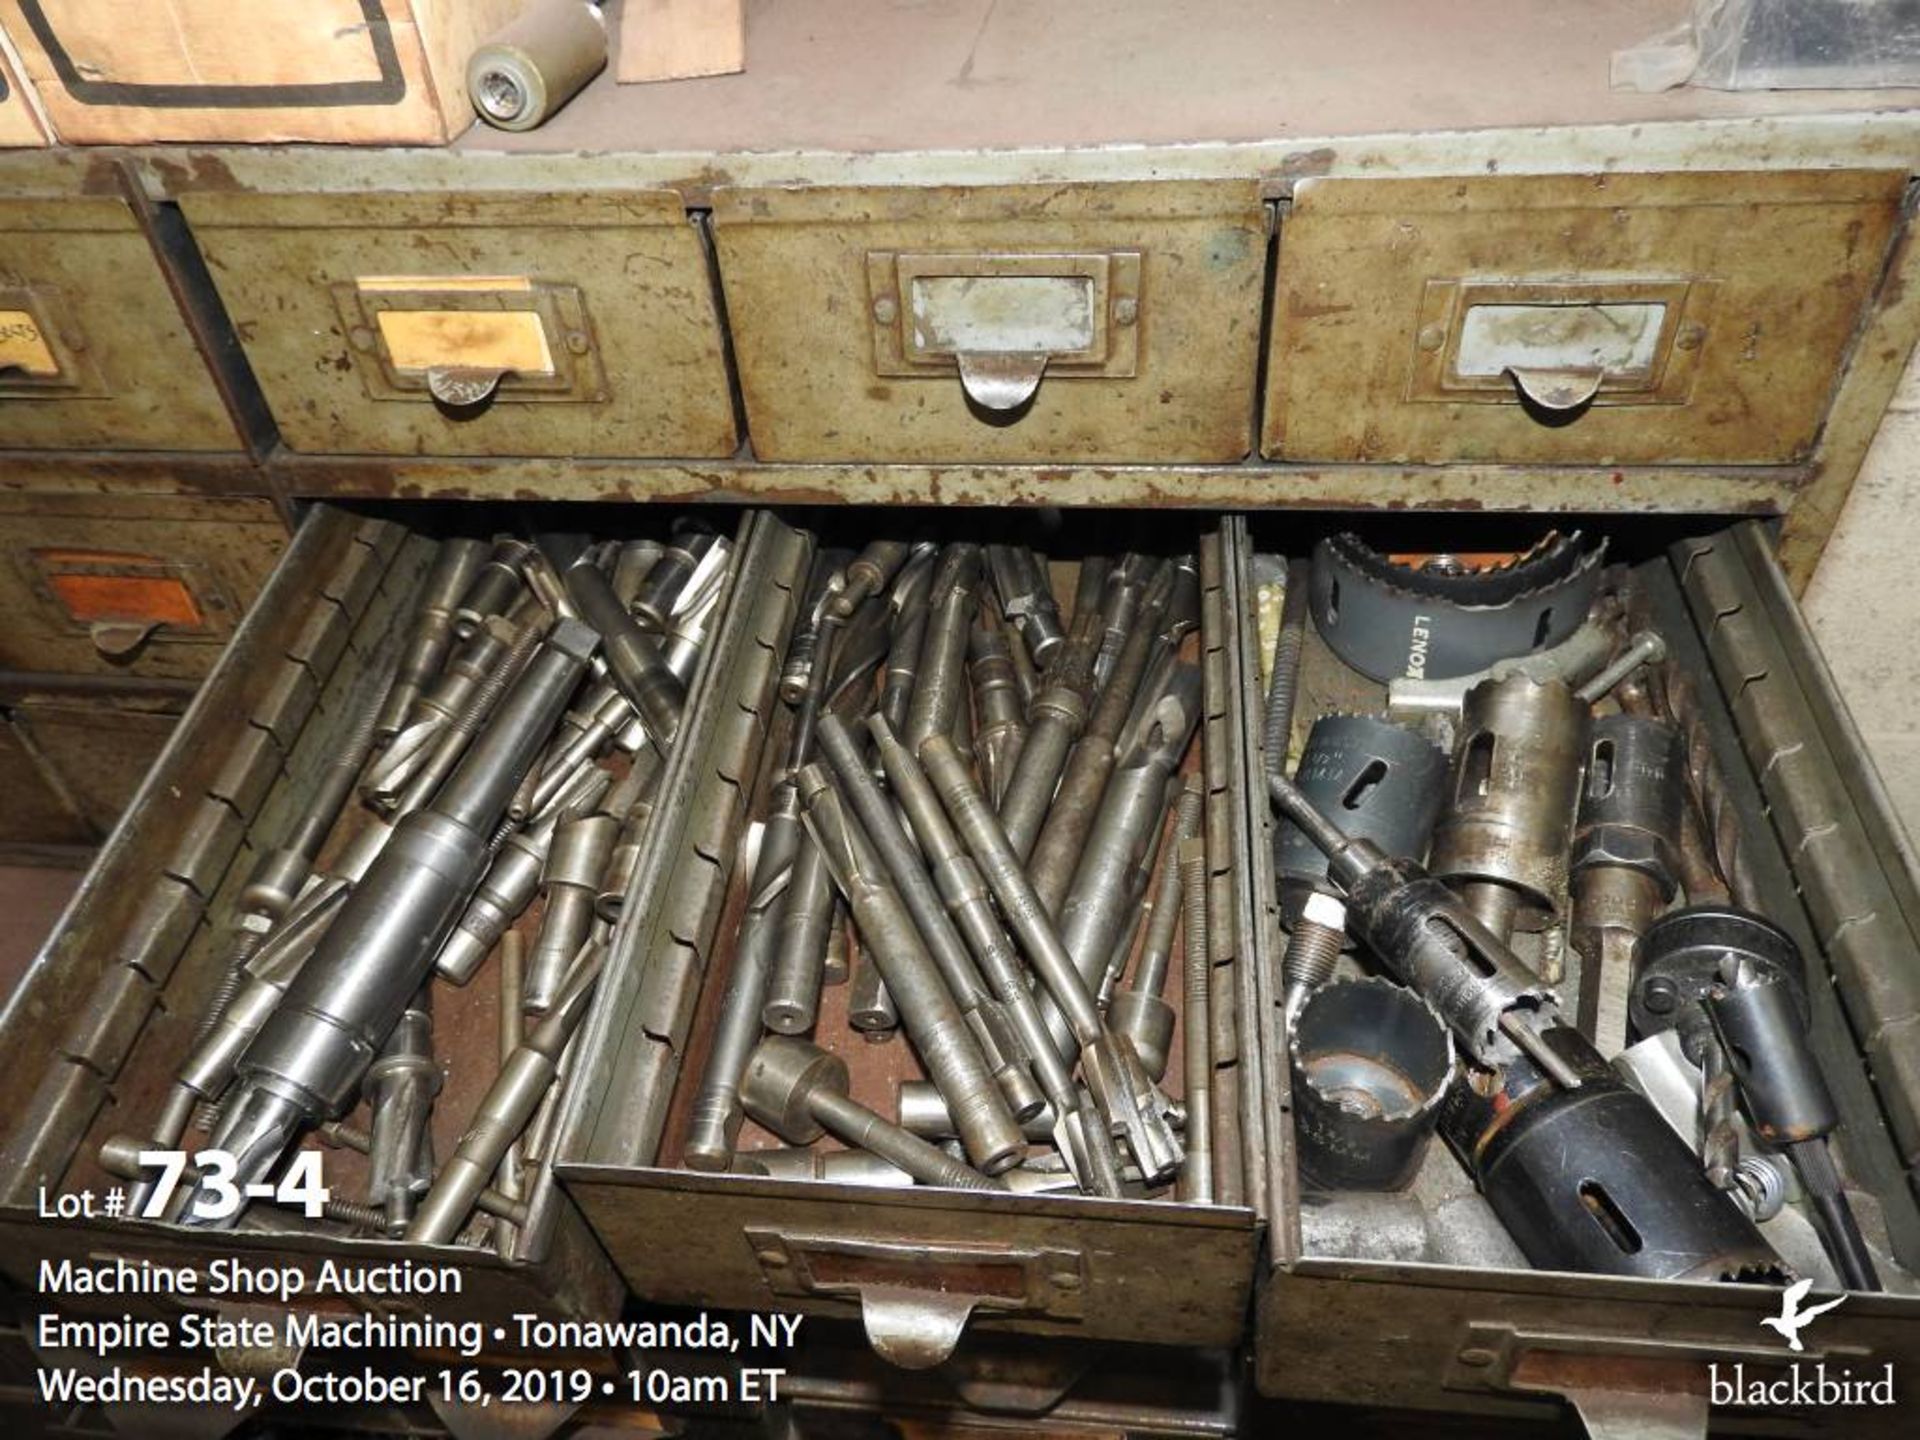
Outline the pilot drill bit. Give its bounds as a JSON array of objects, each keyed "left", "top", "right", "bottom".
[
  {"left": 1039, "top": 663, "right": 1201, "bottom": 1060},
  {"left": 378, "top": 537, "right": 489, "bottom": 738},
  {"left": 682, "top": 783, "right": 805, "bottom": 1171},
  {"left": 408, "top": 936, "right": 608, "bottom": 1244},
  {"left": 631, "top": 526, "right": 716, "bottom": 632},
  {"left": 816, "top": 713, "right": 1041, "bottom": 1122},
  {"left": 829, "top": 539, "right": 915, "bottom": 621},
  {"left": 524, "top": 808, "right": 618, "bottom": 1014},
  {"left": 1108, "top": 778, "right": 1203, "bottom": 1082},
  {"left": 1027, "top": 558, "right": 1172, "bottom": 916},
  {"left": 796, "top": 762, "right": 1026, "bottom": 1176},
  {"left": 921, "top": 732, "right": 1182, "bottom": 1186},
  {"left": 1274, "top": 716, "right": 1448, "bottom": 1023},
  {"left": 761, "top": 832, "right": 836, "bottom": 1035},
  {"left": 868, "top": 716, "right": 1123, "bottom": 1196},
  {"left": 182, "top": 620, "right": 598, "bottom": 1225},
  {"left": 561, "top": 546, "right": 686, "bottom": 748},
  {"left": 366, "top": 986, "right": 438, "bottom": 1235},
  {"left": 968, "top": 620, "right": 1028, "bottom": 806},
  {"left": 438, "top": 765, "right": 610, "bottom": 985},
  {"left": 878, "top": 549, "right": 938, "bottom": 734},
  {"left": 452, "top": 537, "right": 533, "bottom": 639},
  {"left": 905, "top": 544, "right": 983, "bottom": 757},
  {"left": 1657, "top": 661, "right": 1760, "bottom": 910},
  {"left": 986, "top": 545, "right": 1066, "bottom": 669},
  {"left": 995, "top": 590, "right": 1102, "bottom": 861}
]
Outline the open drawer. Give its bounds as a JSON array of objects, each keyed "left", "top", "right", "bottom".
[
  {"left": 555, "top": 510, "right": 1271, "bottom": 1369},
  {"left": 0, "top": 501, "right": 771, "bottom": 1421},
  {"left": 1242, "top": 517, "right": 1920, "bottom": 1437}
]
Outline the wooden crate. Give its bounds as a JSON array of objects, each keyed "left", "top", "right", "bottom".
[
  {"left": 0, "top": 24, "right": 47, "bottom": 146},
  {"left": 0, "top": 0, "right": 523, "bottom": 144}
]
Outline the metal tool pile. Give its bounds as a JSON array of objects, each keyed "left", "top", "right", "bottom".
[
  {"left": 682, "top": 540, "right": 1217, "bottom": 1200},
  {"left": 1267, "top": 531, "right": 1898, "bottom": 1292},
  {"left": 102, "top": 523, "right": 732, "bottom": 1250}
]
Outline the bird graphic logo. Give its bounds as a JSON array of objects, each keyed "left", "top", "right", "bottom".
[{"left": 1761, "top": 1278, "right": 1847, "bottom": 1352}]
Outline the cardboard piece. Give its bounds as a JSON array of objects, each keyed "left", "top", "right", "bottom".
[{"left": 617, "top": 0, "right": 743, "bottom": 84}]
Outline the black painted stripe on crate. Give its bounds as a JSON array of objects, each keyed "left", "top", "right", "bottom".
[{"left": 17, "top": 0, "right": 406, "bottom": 108}]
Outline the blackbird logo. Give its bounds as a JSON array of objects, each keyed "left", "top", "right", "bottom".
[{"left": 1761, "top": 1278, "right": 1846, "bottom": 1353}]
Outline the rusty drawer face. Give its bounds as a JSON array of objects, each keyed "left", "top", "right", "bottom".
[
  {"left": 557, "top": 512, "right": 1267, "bottom": 1363},
  {"left": 0, "top": 194, "right": 245, "bottom": 452},
  {"left": 0, "top": 677, "right": 191, "bottom": 850},
  {"left": 1265, "top": 171, "right": 1906, "bottom": 465},
  {"left": 0, "top": 494, "right": 284, "bottom": 680},
  {"left": 711, "top": 182, "right": 1268, "bottom": 462},
  {"left": 1244, "top": 519, "right": 1920, "bottom": 1433},
  {"left": 0, "top": 500, "right": 776, "bottom": 1355},
  {"left": 179, "top": 189, "right": 739, "bottom": 458}
]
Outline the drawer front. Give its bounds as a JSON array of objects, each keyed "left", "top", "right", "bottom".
[
  {"left": 179, "top": 190, "right": 739, "bottom": 458},
  {"left": 10, "top": 690, "right": 182, "bottom": 835},
  {"left": 0, "top": 494, "right": 284, "bottom": 679},
  {"left": 711, "top": 182, "right": 1268, "bottom": 462},
  {"left": 1265, "top": 171, "right": 1905, "bottom": 464},
  {"left": 0, "top": 195, "right": 243, "bottom": 452},
  {"left": 0, "top": 718, "right": 91, "bottom": 849},
  {"left": 1246, "top": 518, "right": 1920, "bottom": 1428},
  {"left": 559, "top": 513, "right": 1261, "bottom": 1359}
]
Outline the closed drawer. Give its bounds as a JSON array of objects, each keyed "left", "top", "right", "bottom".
[
  {"left": 0, "top": 194, "right": 245, "bottom": 452},
  {"left": 0, "top": 719, "right": 92, "bottom": 850},
  {"left": 0, "top": 676, "right": 191, "bottom": 847},
  {"left": 0, "top": 494, "right": 284, "bottom": 679},
  {"left": 179, "top": 189, "right": 739, "bottom": 458},
  {"left": 1265, "top": 171, "right": 1906, "bottom": 465},
  {"left": 711, "top": 182, "right": 1268, "bottom": 462},
  {"left": 558, "top": 512, "right": 1266, "bottom": 1366},
  {"left": 1243, "top": 518, "right": 1920, "bottom": 1433}
]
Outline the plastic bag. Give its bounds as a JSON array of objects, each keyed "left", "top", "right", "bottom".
[{"left": 1612, "top": 0, "right": 1920, "bottom": 92}]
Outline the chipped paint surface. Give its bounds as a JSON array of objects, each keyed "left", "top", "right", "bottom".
[{"left": 1267, "top": 171, "right": 1906, "bottom": 466}]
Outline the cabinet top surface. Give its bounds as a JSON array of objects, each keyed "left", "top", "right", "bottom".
[{"left": 463, "top": 0, "right": 1917, "bottom": 157}]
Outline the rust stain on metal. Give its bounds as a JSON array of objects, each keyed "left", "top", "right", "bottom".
[
  {"left": 1266, "top": 170, "right": 1906, "bottom": 467},
  {"left": 708, "top": 180, "right": 1267, "bottom": 463}
]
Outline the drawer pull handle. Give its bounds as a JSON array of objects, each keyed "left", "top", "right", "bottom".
[
  {"left": 746, "top": 1227, "right": 1085, "bottom": 1369},
  {"left": 867, "top": 251, "right": 1143, "bottom": 420},
  {"left": 956, "top": 350, "right": 1050, "bottom": 413},
  {"left": 1448, "top": 1321, "right": 1872, "bottom": 1440},
  {"left": 90, "top": 620, "right": 162, "bottom": 659},
  {"left": 425, "top": 364, "right": 509, "bottom": 410},
  {"left": 1505, "top": 365, "right": 1605, "bottom": 417}
]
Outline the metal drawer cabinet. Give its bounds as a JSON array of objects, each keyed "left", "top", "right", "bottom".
[
  {"left": 0, "top": 675, "right": 193, "bottom": 862},
  {"left": 554, "top": 513, "right": 1270, "bottom": 1381},
  {"left": 1243, "top": 518, "right": 1920, "bottom": 1437},
  {"left": 1265, "top": 171, "right": 1906, "bottom": 466},
  {"left": 178, "top": 187, "right": 739, "bottom": 459},
  {"left": 0, "top": 493, "right": 284, "bottom": 680},
  {"left": 711, "top": 182, "right": 1269, "bottom": 462},
  {"left": 0, "top": 502, "right": 765, "bottom": 1428},
  {"left": 0, "top": 159, "right": 249, "bottom": 454}
]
